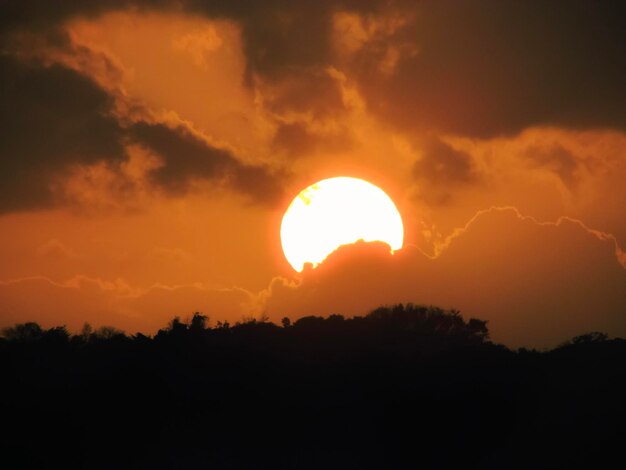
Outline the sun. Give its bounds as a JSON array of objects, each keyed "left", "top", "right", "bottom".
[{"left": 280, "top": 177, "right": 404, "bottom": 272}]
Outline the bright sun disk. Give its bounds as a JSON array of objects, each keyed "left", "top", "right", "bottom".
[{"left": 280, "top": 177, "right": 404, "bottom": 272}]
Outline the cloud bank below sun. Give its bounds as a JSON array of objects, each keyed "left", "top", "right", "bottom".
[{"left": 2, "top": 207, "right": 624, "bottom": 349}]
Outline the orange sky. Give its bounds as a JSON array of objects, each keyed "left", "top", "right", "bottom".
[{"left": 1, "top": 1, "right": 625, "bottom": 348}]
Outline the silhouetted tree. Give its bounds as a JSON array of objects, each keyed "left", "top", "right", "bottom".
[
  {"left": 169, "top": 316, "right": 187, "bottom": 333},
  {"left": 1, "top": 322, "right": 44, "bottom": 342},
  {"left": 41, "top": 326, "right": 70, "bottom": 344},
  {"left": 571, "top": 332, "right": 608, "bottom": 344},
  {"left": 190, "top": 312, "right": 209, "bottom": 332},
  {"left": 467, "top": 318, "right": 489, "bottom": 340},
  {"left": 215, "top": 320, "right": 230, "bottom": 330},
  {"left": 80, "top": 322, "right": 93, "bottom": 342},
  {"left": 1, "top": 305, "right": 624, "bottom": 469},
  {"left": 93, "top": 326, "right": 126, "bottom": 340}
]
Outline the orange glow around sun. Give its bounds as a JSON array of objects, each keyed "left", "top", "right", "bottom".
[{"left": 280, "top": 177, "right": 404, "bottom": 272}]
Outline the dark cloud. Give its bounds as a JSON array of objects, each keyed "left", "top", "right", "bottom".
[
  {"left": 0, "top": 1, "right": 362, "bottom": 120},
  {"left": 272, "top": 121, "right": 353, "bottom": 158},
  {"left": 0, "top": 0, "right": 211, "bottom": 36},
  {"left": 273, "top": 122, "right": 318, "bottom": 156},
  {"left": 184, "top": 0, "right": 379, "bottom": 75},
  {"left": 0, "top": 1, "right": 132, "bottom": 39},
  {"left": 217, "top": 2, "right": 334, "bottom": 82},
  {"left": 264, "top": 68, "right": 344, "bottom": 117},
  {"left": 3, "top": 1, "right": 625, "bottom": 138},
  {"left": 129, "top": 123, "right": 234, "bottom": 194},
  {"left": 230, "top": 164, "right": 285, "bottom": 204},
  {"left": 525, "top": 144, "right": 578, "bottom": 187},
  {"left": 2, "top": 0, "right": 625, "bottom": 211},
  {"left": 0, "top": 52, "right": 283, "bottom": 213},
  {"left": 358, "top": 1, "right": 626, "bottom": 137},
  {"left": 0, "top": 54, "right": 125, "bottom": 212},
  {"left": 413, "top": 138, "right": 477, "bottom": 185},
  {"left": 0, "top": 1, "right": 339, "bottom": 80},
  {"left": 154, "top": 0, "right": 626, "bottom": 137},
  {"left": 411, "top": 137, "right": 479, "bottom": 205},
  {"left": 130, "top": 122, "right": 284, "bottom": 203}
]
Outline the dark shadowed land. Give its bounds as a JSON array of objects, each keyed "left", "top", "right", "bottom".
[{"left": 2, "top": 304, "right": 625, "bottom": 469}]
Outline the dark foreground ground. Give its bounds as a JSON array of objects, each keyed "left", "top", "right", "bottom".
[{"left": 1, "top": 305, "right": 625, "bottom": 469}]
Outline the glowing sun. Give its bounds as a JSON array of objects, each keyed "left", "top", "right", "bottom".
[{"left": 280, "top": 177, "right": 404, "bottom": 272}]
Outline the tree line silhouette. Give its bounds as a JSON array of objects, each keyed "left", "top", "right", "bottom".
[{"left": 1, "top": 304, "right": 624, "bottom": 469}]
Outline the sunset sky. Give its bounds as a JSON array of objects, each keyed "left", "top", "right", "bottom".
[{"left": 1, "top": 1, "right": 625, "bottom": 348}]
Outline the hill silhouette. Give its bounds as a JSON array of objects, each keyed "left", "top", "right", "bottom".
[{"left": 1, "top": 304, "right": 625, "bottom": 469}]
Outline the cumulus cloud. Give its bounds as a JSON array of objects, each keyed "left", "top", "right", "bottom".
[{"left": 264, "top": 207, "right": 626, "bottom": 349}]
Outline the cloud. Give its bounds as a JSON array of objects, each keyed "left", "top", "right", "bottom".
[
  {"left": 1, "top": 1, "right": 340, "bottom": 80},
  {"left": 272, "top": 122, "right": 318, "bottom": 156},
  {"left": 0, "top": 47, "right": 284, "bottom": 213},
  {"left": 129, "top": 121, "right": 284, "bottom": 203},
  {"left": 411, "top": 137, "right": 480, "bottom": 205},
  {"left": 0, "top": 1, "right": 117, "bottom": 36},
  {"left": 2, "top": 207, "right": 623, "bottom": 348},
  {"left": 1, "top": 0, "right": 624, "bottom": 347},
  {"left": 0, "top": 0, "right": 337, "bottom": 118},
  {"left": 331, "top": 10, "right": 418, "bottom": 77},
  {"left": 414, "top": 138, "right": 477, "bottom": 185},
  {"left": 172, "top": 25, "right": 223, "bottom": 68},
  {"left": 129, "top": 121, "right": 243, "bottom": 194},
  {"left": 0, "top": 54, "right": 125, "bottom": 212},
  {"left": 402, "top": 127, "right": 626, "bottom": 252},
  {"left": 338, "top": 2, "right": 626, "bottom": 137},
  {"left": 524, "top": 144, "right": 579, "bottom": 188},
  {"left": 272, "top": 120, "right": 353, "bottom": 158},
  {"left": 5, "top": 1, "right": 625, "bottom": 139},
  {"left": 264, "top": 207, "right": 626, "bottom": 349},
  {"left": 260, "top": 67, "right": 345, "bottom": 118},
  {"left": 185, "top": 1, "right": 355, "bottom": 81}
]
